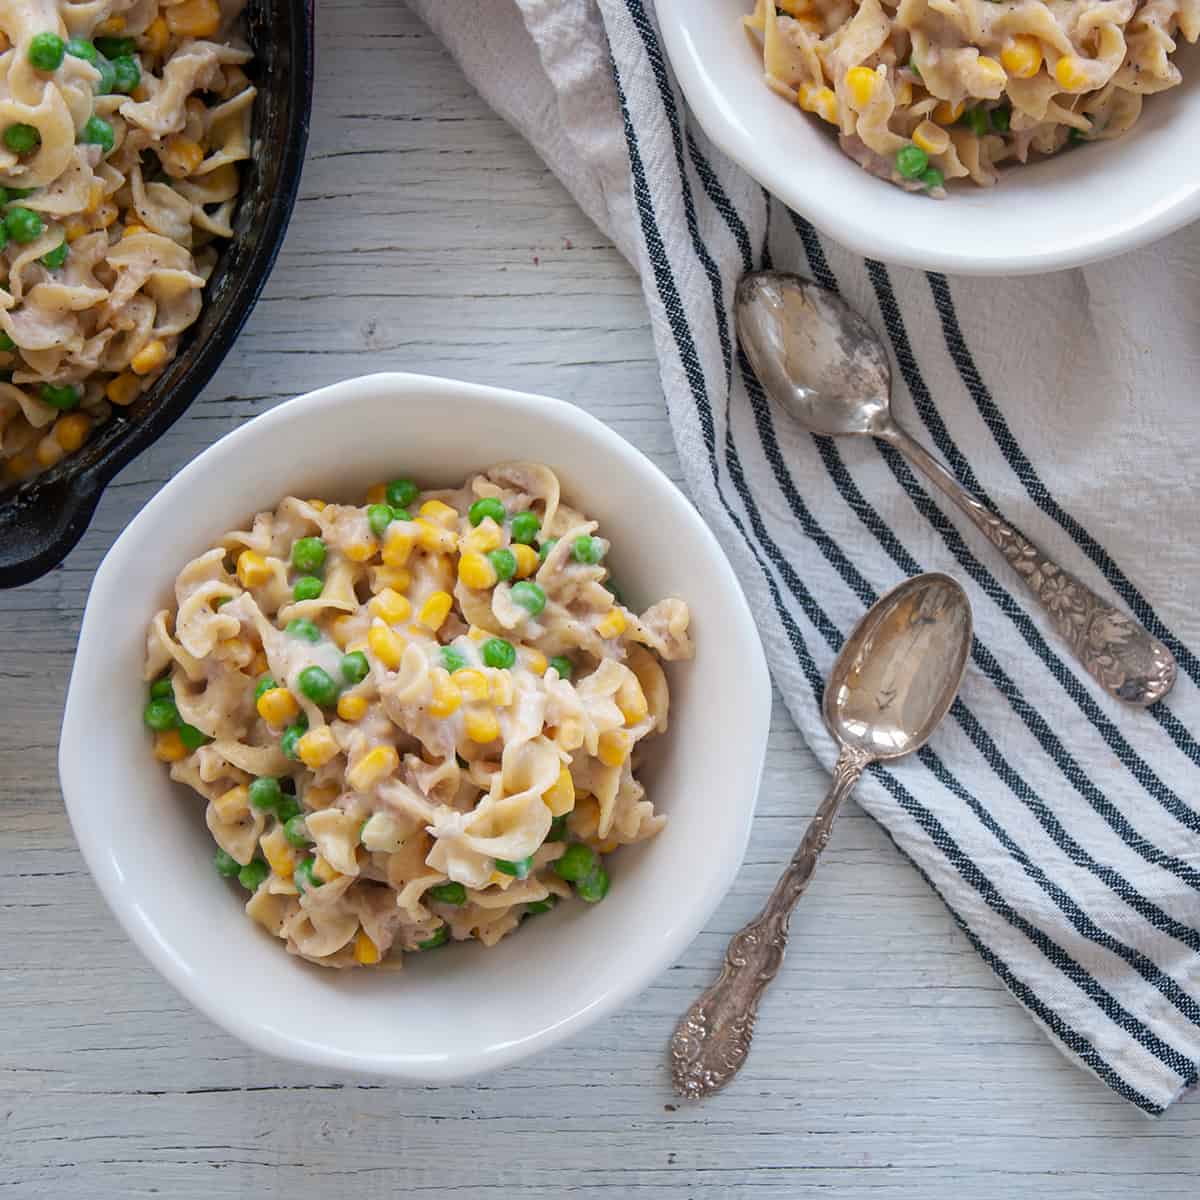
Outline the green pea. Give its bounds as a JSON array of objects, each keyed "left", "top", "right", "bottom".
[
  {"left": 921, "top": 167, "right": 945, "bottom": 191},
  {"left": 149, "top": 676, "right": 173, "bottom": 700},
  {"left": 293, "top": 575, "right": 323, "bottom": 602},
  {"left": 487, "top": 548, "right": 516, "bottom": 581},
  {"left": 7, "top": 206, "right": 45, "bottom": 243},
  {"left": 39, "top": 382, "right": 78, "bottom": 410},
  {"left": 0, "top": 332, "right": 15, "bottom": 352},
  {"left": 283, "top": 814, "right": 311, "bottom": 849},
  {"left": 143, "top": 697, "right": 179, "bottom": 730},
  {"left": 494, "top": 855, "right": 533, "bottom": 879},
  {"left": 66, "top": 37, "right": 98, "bottom": 63},
  {"left": 482, "top": 638, "right": 515, "bottom": 669},
  {"left": 285, "top": 617, "right": 320, "bottom": 643},
  {"left": 538, "top": 538, "right": 557, "bottom": 563},
  {"left": 0, "top": 226, "right": 9, "bottom": 253},
  {"left": 276, "top": 795, "right": 301, "bottom": 824},
  {"left": 571, "top": 535, "right": 603, "bottom": 565},
  {"left": 294, "top": 857, "right": 322, "bottom": 892},
  {"left": 238, "top": 859, "right": 269, "bottom": 891},
  {"left": 427, "top": 881, "right": 467, "bottom": 905},
  {"left": 94, "top": 55, "right": 117, "bottom": 94},
  {"left": 111, "top": 54, "right": 140, "bottom": 94},
  {"left": 214, "top": 847, "right": 240, "bottom": 877},
  {"left": 386, "top": 478, "right": 418, "bottom": 509},
  {"left": 6, "top": 187, "right": 34, "bottom": 199},
  {"left": 509, "top": 581, "right": 545, "bottom": 617},
  {"left": 575, "top": 864, "right": 610, "bottom": 904},
  {"left": 291, "top": 536, "right": 326, "bottom": 572},
  {"left": 3, "top": 125, "right": 40, "bottom": 155},
  {"left": 1068, "top": 126, "right": 1089, "bottom": 144},
  {"left": 547, "top": 656, "right": 572, "bottom": 680},
  {"left": 546, "top": 815, "right": 568, "bottom": 842},
  {"left": 28, "top": 33, "right": 65, "bottom": 71},
  {"left": 604, "top": 580, "right": 624, "bottom": 607},
  {"left": 440, "top": 645, "right": 468, "bottom": 673},
  {"left": 391, "top": 507, "right": 411, "bottom": 521},
  {"left": 468, "top": 497, "right": 505, "bottom": 526},
  {"left": 341, "top": 651, "right": 369, "bottom": 684},
  {"left": 94, "top": 35, "right": 136, "bottom": 59},
  {"left": 525, "top": 896, "right": 558, "bottom": 915},
  {"left": 894, "top": 144, "right": 928, "bottom": 180},
  {"left": 254, "top": 674, "right": 276, "bottom": 701},
  {"left": 908, "top": 55, "right": 921, "bottom": 78},
  {"left": 990, "top": 106, "right": 1011, "bottom": 133},
  {"left": 366, "top": 503, "right": 393, "bottom": 538},
  {"left": 509, "top": 511, "right": 540, "bottom": 545},
  {"left": 417, "top": 926, "right": 449, "bottom": 950},
  {"left": 248, "top": 776, "right": 282, "bottom": 812},
  {"left": 177, "top": 722, "right": 211, "bottom": 750},
  {"left": 553, "top": 842, "right": 597, "bottom": 883},
  {"left": 280, "top": 723, "right": 305, "bottom": 759},
  {"left": 963, "top": 107, "right": 989, "bottom": 137},
  {"left": 38, "top": 239, "right": 66, "bottom": 270},
  {"left": 79, "top": 115, "right": 114, "bottom": 155},
  {"left": 297, "top": 665, "right": 339, "bottom": 707}
]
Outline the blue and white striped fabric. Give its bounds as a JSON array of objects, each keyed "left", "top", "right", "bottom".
[{"left": 409, "top": 0, "right": 1200, "bottom": 1113}]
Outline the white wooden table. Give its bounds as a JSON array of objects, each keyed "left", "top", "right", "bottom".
[{"left": 4, "top": 3, "right": 1200, "bottom": 1194}]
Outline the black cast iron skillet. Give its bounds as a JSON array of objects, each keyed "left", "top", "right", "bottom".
[{"left": 0, "top": 0, "right": 313, "bottom": 587}]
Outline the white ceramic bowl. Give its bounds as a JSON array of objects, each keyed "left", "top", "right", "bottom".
[
  {"left": 658, "top": 0, "right": 1200, "bottom": 274},
  {"left": 60, "top": 372, "right": 771, "bottom": 1082}
]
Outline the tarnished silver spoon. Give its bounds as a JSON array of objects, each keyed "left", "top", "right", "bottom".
[
  {"left": 735, "top": 270, "right": 1175, "bottom": 709},
  {"left": 670, "top": 572, "right": 972, "bottom": 1098}
]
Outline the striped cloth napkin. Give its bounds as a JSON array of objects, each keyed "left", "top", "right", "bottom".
[{"left": 406, "top": 0, "right": 1200, "bottom": 1113}]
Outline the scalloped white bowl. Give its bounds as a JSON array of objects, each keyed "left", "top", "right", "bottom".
[
  {"left": 60, "top": 372, "right": 771, "bottom": 1082},
  {"left": 658, "top": 0, "right": 1200, "bottom": 274}
]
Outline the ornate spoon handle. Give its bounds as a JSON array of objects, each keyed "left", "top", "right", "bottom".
[
  {"left": 883, "top": 424, "right": 1176, "bottom": 708},
  {"left": 669, "top": 744, "right": 871, "bottom": 1099}
]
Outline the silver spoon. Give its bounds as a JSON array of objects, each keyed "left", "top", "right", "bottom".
[
  {"left": 735, "top": 270, "right": 1176, "bottom": 709},
  {"left": 670, "top": 572, "right": 973, "bottom": 1098}
]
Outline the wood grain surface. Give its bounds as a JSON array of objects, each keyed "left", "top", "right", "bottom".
[{"left": 3, "top": 2, "right": 1199, "bottom": 1195}]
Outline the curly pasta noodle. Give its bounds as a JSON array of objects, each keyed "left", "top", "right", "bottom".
[
  {"left": 143, "top": 464, "right": 694, "bottom": 970},
  {"left": 0, "top": 0, "right": 252, "bottom": 486},
  {"left": 745, "top": 0, "right": 1196, "bottom": 192}
]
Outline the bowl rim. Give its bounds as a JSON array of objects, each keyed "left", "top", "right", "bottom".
[
  {"left": 60, "top": 371, "right": 772, "bottom": 1081},
  {"left": 656, "top": 0, "right": 1200, "bottom": 275}
]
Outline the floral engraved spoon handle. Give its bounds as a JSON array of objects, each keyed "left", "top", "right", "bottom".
[
  {"left": 882, "top": 424, "right": 1176, "bottom": 708},
  {"left": 669, "top": 744, "right": 872, "bottom": 1099}
]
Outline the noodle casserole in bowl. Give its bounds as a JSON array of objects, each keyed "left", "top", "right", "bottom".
[
  {"left": 61, "top": 372, "right": 771, "bottom": 1080},
  {"left": 658, "top": 0, "right": 1200, "bottom": 273}
]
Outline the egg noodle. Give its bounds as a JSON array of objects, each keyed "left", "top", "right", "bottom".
[
  {"left": 143, "top": 464, "right": 693, "bottom": 969},
  {"left": 0, "top": 0, "right": 252, "bottom": 486},
  {"left": 745, "top": 0, "right": 1197, "bottom": 192}
]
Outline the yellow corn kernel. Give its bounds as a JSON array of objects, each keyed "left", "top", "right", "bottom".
[
  {"left": 776, "top": 0, "right": 811, "bottom": 13},
  {"left": 261, "top": 828, "right": 296, "bottom": 878},
  {"left": 419, "top": 499, "right": 459, "bottom": 528},
  {"left": 52, "top": 411, "right": 91, "bottom": 455},
  {"left": 461, "top": 522, "right": 502, "bottom": 554},
  {"left": 4, "top": 451, "right": 35, "bottom": 482},
  {"left": 372, "top": 565, "right": 410, "bottom": 593},
  {"left": 418, "top": 591, "right": 453, "bottom": 630},
  {"left": 523, "top": 649, "right": 547, "bottom": 675},
  {"left": 306, "top": 498, "right": 327, "bottom": 512},
  {"left": 912, "top": 120, "right": 950, "bottom": 157},
  {"left": 467, "top": 625, "right": 489, "bottom": 642},
  {"left": 554, "top": 716, "right": 585, "bottom": 752},
  {"left": 798, "top": 83, "right": 838, "bottom": 125},
  {"left": 347, "top": 745, "right": 399, "bottom": 792},
  {"left": 934, "top": 99, "right": 966, "bottom": 125},
  {"left": 617, "top": 677, "right": 649, "bottom": 726},
  {"left": 161, "top": 136, "right": 205, "bottom": 178},
  {"left": 354, "top": 928, "right": 380, "bottom": 965},
  {"left": 85, "top": 181, "right": 104, "bottom": 214},
  {"left": 455, "top": 669, "right": 489, "bottom": 703},
  {"left": 236, "top": 549, "right": 271, "bottom": 588},
  {"left": 489, "top": 670, "right": 514, "bottom": 708},
  {"left": 106, "top": 372, "right": 141, "bottom": 407},
  {"left": 381, "top": 525, "right": 414, "bottom": 567},
  {"left": 306, "top": 784, "right": 338, "bottom": 810},
  {"left": 257, "top": 686, "right": 299, "bottom": 726},
  {"left": 413, "top": 519, "right": 457, "bottom": 553},
  {"left": 974, "top": 56, "right": 1006, "bottom": 90},
  {"left": 0, "top": 32, "right": 10, "bottom": 53},
  {"left": 1000, "top": 35, "right": 1043, "bottom": 79},
  {"left": 154, "top": 729, "right": 188, "bottom": 762},
  {"left": 365, "top": 483, "right": 387, "bottom": 505},
  {"left": 597, "top": 729, "right": 633, "bottom": 768},
  {"left": 429, "top": 671, "right": 462, "bottom": 718},
  {"left": 369, "top": 587, "right": 412, "bottom": 625},
  {"left": 330, "top": 613, "right": 357, "bottom": 648},
  {"left": 487, "top": 872, "right": 516, "bottom": 891},
  {"left": 511, "top": 544, "right": 539, "bottom": 579},
  {"left": 894, "top": 79, "right": 913, "bottom": 107},
  {"left": 122, "top": 222, "right": 146, "bottom": 240},
  {"left": 595, "top": 608, "right": 627, "bottom": 640},
  {"left": 458, "top": 551, "right": 497, "bottom": 590},
  {"left": 464, "top": 707, "right": 500, "bottom": 744},
  {"left": 144, "top": 15, "right": 170, "bottom": 55},
  {"left": 311, "top": 854, "right": 338, "bottom": 884},
  {"left": 1054, "top": 54, "right": 1090, "bottom": 91},
  {"left": 130, "top": 338, "right": 169, "bottom": 376},
  {"left": 64, "top": 218, "right": 89, "bottom": 243},
  {"left": 845, "top": 65, "right": 877, "bottom": 108},
  {"left": 96, "top": 14, "right": 126, "bottom": 34},
  {"left": 165, "top": 0, "right": 222, "bottom": 38},
  {"left": 213, "top": 784, "right": 249, "bottom": 821},
  {"left": 337, "top": 692, "right": 369, "bottom": 722},
  {"left": 250, "top": 649, "right": 269, "bottom": 676},
  {"left": 368, "top": 622, "right": 405, "bottom": 670},
  {"left": 543, "top": 765, "right": 576, "bottom": 817},
  {"left": 596, "top": 838, "right": 621, "bottom": 854},
  {"left": 35, "top": 435, "right": 64, "bottom": 469},
  {"left": 343, "top": 540, "right": 376, "bottom": 563},
  {"left": 297, "top": 727, "right": 339, "bottom": 769}
]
